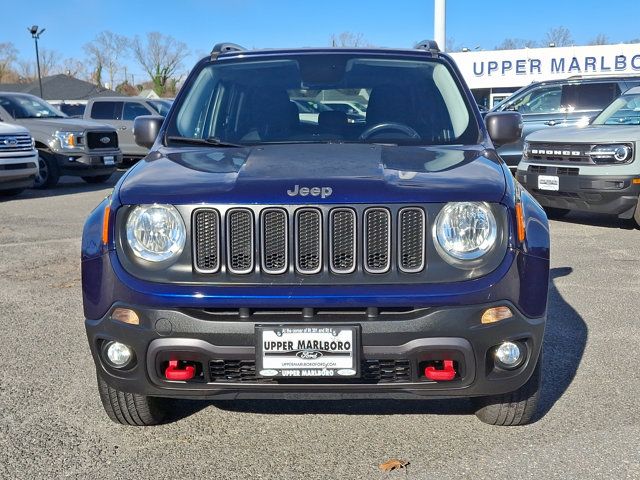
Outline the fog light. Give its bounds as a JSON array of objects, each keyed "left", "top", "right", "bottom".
[
  {"left": 494, "top": 341, "right": 523, "bottom": 369},
  {"left": 104, "top": 341, "right": 133, "bottom": 368}
]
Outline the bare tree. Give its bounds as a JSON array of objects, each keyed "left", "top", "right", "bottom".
[
  {"left": 330, "top": 32, "right": 372, "bottom": 47},
  {"left": 495, "top": 38, "right": 538, "bottom": 50},
  {"left": 545, "top": 26, "right": 573, "bottom": 47},
  {"left": 132, "top": 32, "right": 187, "bottom": 96},
  {"left": 84, "top": 31, "right": 129, "bottom": 88},
  {"left": 588, "top": 34, "right": 609, "bottom": 45},
  {"left": 0, "top": 42, "right": 18, "bottom": 82},
  {"left": 60, "top": 58, "right": 89, "bottom": 79},
  {"left": 17, "top": 60, "right": 35, "bottom": 83},
  {"left": 445, "top": 37, "right": 464, "bottom": 53},
  {"left": 38, "top": 48, "right": 60, "bottom": 77}
]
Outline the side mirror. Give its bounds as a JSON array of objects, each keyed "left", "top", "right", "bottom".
[
  {"left": 133, "top": 115, "right": 164, "bottom": 149},
  {"left": 484, "top": 111, "right": 522, "bottom": 146}
]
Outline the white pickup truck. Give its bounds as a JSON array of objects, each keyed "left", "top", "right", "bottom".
[{"left": 0, "top": 123, "right": 38, "bottom": 197}]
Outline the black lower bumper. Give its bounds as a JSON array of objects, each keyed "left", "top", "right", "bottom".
[
  {"left": 86, "top": 301, "right": 545, "bottom": 400},
  {"left": 52, "top": 151, "right": 121, "bottom": 176},
  {"left": 516, "top": 168, "right": 640, "bottom": 218}
]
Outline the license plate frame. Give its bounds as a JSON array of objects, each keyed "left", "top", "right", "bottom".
[
  {"left": 103, "top": 155, "right": 115, "bottom": 166},
  {"left": 538, "top": 174, "right": 559, "bottom": 191},
  {"left": 255, "top": 325, "right": 360, "bottom": 378}
]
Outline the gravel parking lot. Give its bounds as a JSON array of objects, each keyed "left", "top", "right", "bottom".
[{"left": 1, "top": 175, "right": 639, "bottom": 480}]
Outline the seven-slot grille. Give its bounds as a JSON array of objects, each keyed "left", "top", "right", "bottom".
[
  {"left": 0, "top": 134, "right": 32, "bottom": 153},
  {"left": 193, "top": 206, "right": 426, "bottom": 275}
]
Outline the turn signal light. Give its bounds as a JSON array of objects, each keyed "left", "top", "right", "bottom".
[
  {"left": 111, "top": 308, "right": 140, "bottom": 325},
  {"left": 102, "top": 204, "right": 110, "bottom": 244},
  {"left": 633, "top": 178, "right": 640, "bottom": 185},
  {"left": 481, "top": 306, "right": 513, "bottom": 324},
  {"left": 515, "top": 203, "right": 526, "bottom": 242}
]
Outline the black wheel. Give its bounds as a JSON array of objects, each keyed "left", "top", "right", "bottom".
[
  {"left": 34, "top": 150, "right": 60, "bottom": 189},
  {"left": 81, "top": 174, "right": 112, "bottom": 184},
  {"left": 544, "top": 207, "right": 570, "bottom": 219},
  {"left": 472, "top": 353, "right": 542, "bottom": 426},
  {"left": 0, "top": 188, "right": 25, "bottom": 197},
  {"left": 96, "top": 374, "right": 169, "bottom": 426}
]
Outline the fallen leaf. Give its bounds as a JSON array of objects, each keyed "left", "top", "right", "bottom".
[{"left": 379, "top": 459, "right": 410, "bottom": 472}]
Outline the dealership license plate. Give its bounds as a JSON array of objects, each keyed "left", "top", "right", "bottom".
[
  {"left": 256, "top": 325, "right": 359, "bottom": 378},
  {"left": 538, "top": 175, "right": 559, "bottom": 191},
  {"left": 103, "top": 156, "right": 115, "bottom": 166}
]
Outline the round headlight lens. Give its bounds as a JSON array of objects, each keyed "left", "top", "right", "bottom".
[
  {"left": 126, "top": 204, "right": 186, "bottom": 262},
  {"left": 435, "top": 202, "right": 497, "bottom": 261}
]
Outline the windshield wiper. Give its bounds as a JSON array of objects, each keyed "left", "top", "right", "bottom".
[{"left": 165, "top": 135, "right": 243, "bottom": 148}]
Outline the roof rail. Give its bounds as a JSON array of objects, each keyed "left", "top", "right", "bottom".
[
  {"left": 415, "top": 40, "right": 440, "bottom": 53},
  {"left": 210, "top": 43, "right": 246, "bottom": 58}
]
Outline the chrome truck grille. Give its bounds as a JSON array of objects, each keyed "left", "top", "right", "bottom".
[
  {"left": 0, "top": 134, "right": 32, "bottom": 153},
  {"left": 192, "top": 206, "right": 426, "bottom": 276}
]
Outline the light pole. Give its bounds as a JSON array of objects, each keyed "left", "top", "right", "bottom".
[
  {"left": 434, "top": 0, "right": 446, "bottom": 52},
  {"left": 28, "top": 25, "right": 45, "bottom": 98}
]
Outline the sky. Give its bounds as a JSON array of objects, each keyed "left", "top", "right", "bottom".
[{"left": 4, "top": 0, "right": 640, "bottom": 85}]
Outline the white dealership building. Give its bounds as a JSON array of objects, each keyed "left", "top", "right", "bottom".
[{"left": 449, "top": 43, "right": 640, "bottom": 108}]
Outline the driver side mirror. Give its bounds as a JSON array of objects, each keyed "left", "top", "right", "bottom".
[
  {"left": 134, "top": 115, "right": 164, "bottom": 149},
  {"left": 484, "top": 112, "right": 522, "bottom": 146}
]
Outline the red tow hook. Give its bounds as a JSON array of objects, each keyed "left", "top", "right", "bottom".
[
  {"left": 424, "top": 360, "right": 456, "bottom": 381},
  {"left": 165, "top": 360, "right": 196, "bottom": 381}
]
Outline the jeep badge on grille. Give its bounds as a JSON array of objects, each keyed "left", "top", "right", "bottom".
[{"left": 287, "top": 184, "right": 333, "bottom": 198}]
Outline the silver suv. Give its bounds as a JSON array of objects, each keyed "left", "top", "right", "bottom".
[
  {"left": 516, "top": 86, "right": 640, "bottom": 225},
  {"left": 0, "top": 93, "right": 122, "bottom": 188},
  {"left": 0, "top": 123, "right": 38, "bottom": 196}
]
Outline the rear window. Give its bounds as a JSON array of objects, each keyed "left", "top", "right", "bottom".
[
  {"left": 123, "top": 102, "right": 151, "bottom": 120},
  {"left": 167, "top": 53, "right": 478, "bottom": 146},
  {"left": 91, "top": 101, "right": 123, "bottom": 120}
]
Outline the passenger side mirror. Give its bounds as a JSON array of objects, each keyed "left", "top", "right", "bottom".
[
  {"left": 133, "top": 115, "right": 164, "bottom": 149},
  {"left": 484, "top": 112, "right": 522, "bottom": 146}
]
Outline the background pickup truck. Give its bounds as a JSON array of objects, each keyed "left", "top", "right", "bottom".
[
  {"left": 0, "top": 122, "right": 38, "bottom": 196},
  {"left": 0, "top": 92, "right": 122, "bottom": 188},
  {"left": 84, "top": 96, "right": 172, "bottom": 164}
]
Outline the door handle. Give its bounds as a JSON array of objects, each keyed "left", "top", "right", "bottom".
[
  {"left": 544, "top": 120, "right": 560, "bottom": 126},
  {"left": 118, "top": 126, "right": 127, "bottom": 130}
]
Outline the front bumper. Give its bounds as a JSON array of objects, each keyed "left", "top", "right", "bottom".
[
  {"left": 0, "top": 152, "right": 38, "bottom": 190},
  {"left": 86, "top": 301, "right": 545, "bottom": 400},
  {"left": 51, "top": 150, "right": 121, "bottom": 176},
  {"left": 516, "top": 167, "right": 640, "bottom": 218}
]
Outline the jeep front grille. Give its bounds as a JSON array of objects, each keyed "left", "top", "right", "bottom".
[{"left": 192, "top": 205, "right": 428, "bottom": 276}]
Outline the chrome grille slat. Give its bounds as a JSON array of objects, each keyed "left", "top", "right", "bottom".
[
  {"left": 329, "top": 208, "right": 356, "bottom": 273},
  {"left": 295, "top": 208, "right": 322, "bottom": 274},
  {"left": 261, "top": 209, "right": 288, "bottom": 274},
  {"left": 227, "top": 209, "right": 254, "bottom": 274},
  {"left": 0, "top": 135, "right": 32, "bottom": 152},
  {"left": 398, "top": 207, "right": 425, "bottom": 273},
  {"left": 193, "top": 209, "right": 220, "bottom": 273},
  {"left": 364, "top": 208, "right": 391, "bottom": 273}
]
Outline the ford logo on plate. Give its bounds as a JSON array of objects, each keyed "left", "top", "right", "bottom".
[
  {"left": 296, "top": 350, "right": 323, "bottom": 360},
  {"left": 100, "top": 136, "right": 111, "bottom": 144}
]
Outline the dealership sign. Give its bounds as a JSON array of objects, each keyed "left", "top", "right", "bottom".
[{"left": 450, "top": 43, "right": 640, "bottom": 89}]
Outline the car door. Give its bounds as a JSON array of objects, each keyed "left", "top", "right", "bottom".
[
  {"left": 121, "top": 101, "right": 154, "bottom": 157},
  {"left": 494, "top": 84, "right": 564, "bottom": 168}
]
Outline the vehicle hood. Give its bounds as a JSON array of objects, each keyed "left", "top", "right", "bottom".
[
  {"left": 0, "top": 123, "right": 30, "bottom": 135},
  {"left": 16, "top": 118, "right": 116, "bottom": 131},
  {"left": 117, "top": 144, "right": 507, "bottom": 205},
  {"left": 526, "top": 125, "right": 640, "bottom": 143}
]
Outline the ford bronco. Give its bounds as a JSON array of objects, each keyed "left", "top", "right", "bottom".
[{"left": 82, "top": 42, "right": 550, "bottom": 426}]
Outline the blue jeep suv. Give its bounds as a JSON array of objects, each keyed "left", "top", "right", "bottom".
[{"left": 81, "top": 42, "right": 550, "bottom": 426}]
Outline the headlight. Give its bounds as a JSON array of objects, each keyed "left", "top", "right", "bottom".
[
  {"left": 54, "top": 131, "right": 82, "bottom": 149},
  {"left": 522, "top": 141, "right": 530, "bottom": 160},
  {"left": 587, "top": 143, "right": 633, "bottom": 163},
  {"left": 434, "top": 202, "right": 497, "bottom": 262},
  {"left": 126, "top": 204, "right": 186, "bottom": 262}
]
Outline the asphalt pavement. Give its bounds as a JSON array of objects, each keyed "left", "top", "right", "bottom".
[{"left": 0, "top": 174, "right": 638, "bottom": 479}]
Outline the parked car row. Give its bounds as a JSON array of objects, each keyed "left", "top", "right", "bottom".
[{"left": 0, "top": 93, "right": 173, "bottom": 196}]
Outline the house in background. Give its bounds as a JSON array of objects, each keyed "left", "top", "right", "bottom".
[
  {"left": 138, "top": 89, "right": 160, "bottom": 99},
  {"left": 0, "top": 74, "right": 120, "bottom": 116}
]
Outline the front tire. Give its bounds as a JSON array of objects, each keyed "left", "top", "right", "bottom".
[
  {"left": 96, "top": 374, "right": 169, "bottom": 426},
  {"left": 81, "top": 174, "right": 112, "bottom": 184},
  {"left": 472, "top": 353, "right": 542, "bottom": 426},
  {"left": 34, "top": 150, "right": 60, "bottom": 189}
]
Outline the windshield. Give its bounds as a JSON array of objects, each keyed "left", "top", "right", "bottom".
[
  {"left": 592, "top": 93, "right": 640, "bottom": 125},
  {"left": 148, "top": 99, "right": 172, "bottom": 116},
  {"left": 166, "top": 53, "right": 478, "bottom": 146},
  {"left": 0, "top": 94, "right": 66, "bottom": 119}
]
